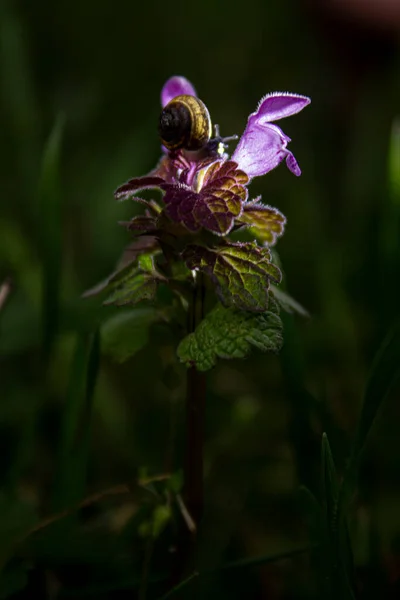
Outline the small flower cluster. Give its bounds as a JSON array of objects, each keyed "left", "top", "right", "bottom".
[
  {"left": 116, "top": 76, "right": 310, "bottom": 241},
  {"left": 87, "top": 75, "right": 310, "bottom": 366}
]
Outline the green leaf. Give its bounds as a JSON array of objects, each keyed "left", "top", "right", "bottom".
[
  {"left": 183, "top": 241, "right": 281, "bottom": 312},
  {"left": 104, "top": 272, "right": 158, "bottom": 306},
  {"left": 237, "top": 200, "right": 286, "bottom": 245},
  {"left": 101, "top": 308, "right": 158, "bottom": 362},
  {"left": 84, "top": 258, "right": 163, "bottom": 307},
  {"left": 52, "top": 330, "right": 100, "bottom": 512},
  {"left": 177, "top": 300, "right": 283, "bottom": 371}
]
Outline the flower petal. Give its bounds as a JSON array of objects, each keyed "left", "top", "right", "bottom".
[
  {"left": 232, "top": 122, "right": 294, "bottom": 179},
  {"left": 231, "top": 92, "right": 310, "bottom": 178},
  {"left": 255, "top": 92, "right": 311, "bottom": 123},
  {"left": 161, "top": 76, "right": 197, "bottom": 107},
  {"left": 285, "top": 152, "right": 301, "bottom": 176}
]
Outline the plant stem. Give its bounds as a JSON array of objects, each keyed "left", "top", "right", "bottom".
[
  {"left": 184, "top": 273, "right": 206, "bottom": 530},
  {"left": 168, "top": 274, "right": 206, "bottom": 591}
]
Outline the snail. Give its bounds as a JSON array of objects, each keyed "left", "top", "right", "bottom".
[
  {"left": 158, "top": 94, "right": 212, "bottom": 152},
  {"left": 158, "top": 94, "right": 239, "bottom": 158}
]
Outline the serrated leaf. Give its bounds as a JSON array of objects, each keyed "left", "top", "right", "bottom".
[
  {"left": 114, "top": 175, "right": 165, "bottom": 200},
  {"left": 122, "top": 215, "right": 159, "bottom": 232},
  {"left": 183, "top": 241, "right": 281, "bottom": 312},
  {"left": 163, "top": 160, "right": 247, "bottom": 235},
  {"left": 101, "top": 309, "right": 158, "bottom": 363},
  {"left": 84, "top": 258, "right": 163, "bottom": 307},
  {"left": 104, "top": 272, "right": 158, "bottom": 306},
  {"left": 177, "top": 301, "right": 282, "bottom": 371},
  {"left": 237, "top": 199, "right": 286, "bottom": 245}
]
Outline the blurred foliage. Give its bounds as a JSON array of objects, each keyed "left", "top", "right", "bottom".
[{"left": 0, "top": 0, "right": 400, "bottom": 597}]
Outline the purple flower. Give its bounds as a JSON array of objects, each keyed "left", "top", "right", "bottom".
[
  {"left": 161, "top": 75, "right": 197, "bottom": 108},
  {"left": 115, "top": 76, "right": 310, "bottom": 237},
  {"left": 160, "top": 76, "right": 311, "bottom": 177},
  {"left": 232, "top": 92, "right": 311, "bottom": 178}
]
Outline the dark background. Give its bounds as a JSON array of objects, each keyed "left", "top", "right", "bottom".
[{"left": 0, "top": 0, "right": 400, "bottom": 598}]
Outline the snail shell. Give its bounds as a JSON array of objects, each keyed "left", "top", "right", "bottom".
[{"left": 158, "top": 94, "right": 212, "bottom": 151}]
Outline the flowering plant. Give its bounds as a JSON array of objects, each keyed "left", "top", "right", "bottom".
[{"left": 86, "top": 76, "right": 310, "bottom": 371}]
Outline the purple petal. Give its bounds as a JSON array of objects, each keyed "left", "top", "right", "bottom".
[
  {"left": 255, "top": 92, "right": 311, "bottom": 123},
  {"left": 232, "top": 122, "right": 295, "bottom": 179},
  {"left": 231, "top": 91, "right": 311, "bottom": 178},
  {"left": 285, "top": 152, "right": 301, "bottom": 176},
  {"left": 161, "top": 76, "right": 197, "bottom": 107}
]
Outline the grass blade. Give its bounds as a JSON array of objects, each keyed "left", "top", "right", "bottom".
[
  {"left": 321, "top": 434, "right": 355, "bottom": 599},
  {"left": 0, "top": 1, "right": 39, "bottom": 193},
  {"left": 337, "top": 323, "right": 400, "bottom": 568},
  {"left": 352, "top": 322, "right": 400, "bottom": 463},
  {"left": 38, "top": 115, "right": 65, "bottom": 360},
  {"left": 218, "top": 545, "right": 314, "bottom": 571},
  {"left": 321, "top": 433, "right": 339, "bottom": 533},
  {"left": 157, "top": 572, "right": 198, "bottom": 600},
  {"left": 52, "top": 329, "right": 100, "bottom": 512}
]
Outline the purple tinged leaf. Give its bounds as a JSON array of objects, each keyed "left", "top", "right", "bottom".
[
  {"left": 123, "top": 215, "right": 159, "bottom": 233},
  {"left": 232, "top": 92, "right": 310, "bottom": 179},
  {"left": 163, "top": 161, "right": 247, "bottom": 235},
  {"left": 149, "top": 153, "right": 179, "bottom": 183},
  {"left": 161, "top": 76, "right": 197, "bottom": 107},
  {"left": 237, "top": 199, "right": 286, "bottom": 245},
  {"left": 114, "top": 176, "right": 165, "bottom": 201},
  {"left": 193, "top": 187, "right": 242, "bottom": 235},
  {"left": 183, "top": 241, "right": 282, "bottom": 312},
  {"left": 117, "top": 237, "right": 160, "bottom": 269},
  {"left": 163, "top": 186, "right": 201, "bottom": 232}
]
